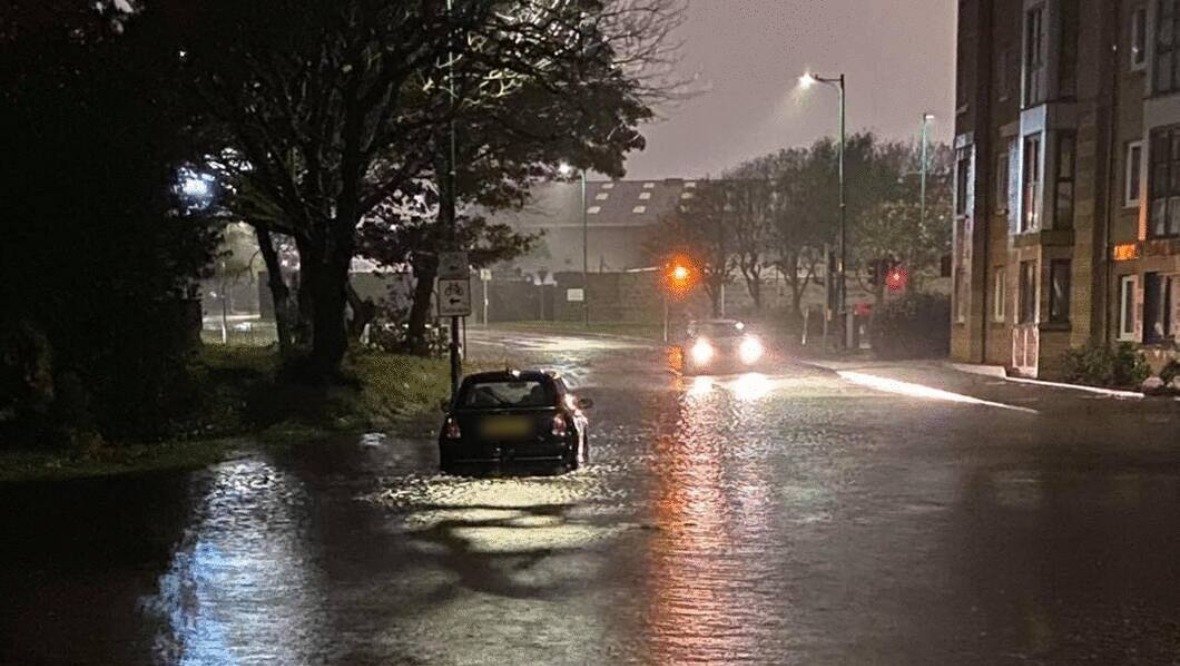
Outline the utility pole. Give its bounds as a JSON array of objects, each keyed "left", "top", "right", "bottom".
[
  {"left": 445, "top": 0, "right": 461, "bottom": 397},
  {"left": 921, "top": 113, "right": 934, "bottom": 229},
  {"left": 581, "top": 170, "right": 589, "bottom": 327}
]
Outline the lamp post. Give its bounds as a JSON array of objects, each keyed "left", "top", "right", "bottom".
[
  {"left": 920, "top": 113, "right": 934, "bottom": 229},
  {"left": 559, "top": 163, "right": 590, "bottom": 327},
  {"left": 799, "top": 72, "right": 847, "bottom": 347}
]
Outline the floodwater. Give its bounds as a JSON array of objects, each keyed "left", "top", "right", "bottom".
[{"left": 4, "top": 331, "right": 1180, "bottom": 665}]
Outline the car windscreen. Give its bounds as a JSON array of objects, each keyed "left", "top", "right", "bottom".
[
  {"left": 692, "top": 322, "right": 744, "bottom": 338},
  {"left": 460, "top": 380, "right": 554, "bottom": 409}
]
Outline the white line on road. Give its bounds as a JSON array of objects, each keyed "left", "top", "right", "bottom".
[{"left": 838, "top": 371, "right": 1039, "bottom": 414}]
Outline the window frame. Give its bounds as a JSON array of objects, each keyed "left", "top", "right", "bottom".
[
  {"left": 1019, "top": 260, "right": 1038, "bottom": 325},
  {"left": 1054, "top": 132, "right": 1076, "bottom": 229},
  {"left": 1126, "top": 140, "right": 1145, "bottom": 207},
  {"left": 1143, "top": 271, "right": 1174, "bottom": 343},
  {"left": 1118, "top": 275, "right": 1137, "bottom": 341},
  {"left": 1132, "top": 6, "right": 1148, "bottom": 71},
  {"left": 1155, "top": 0, "right": 1180, "bottom": 94},
  {"left": 1148, "top": 125, "right": 1180, "bottom": 238},
  {"left": 993, "top": 267, "right": 1006, "bottom": 322},
  {"left": 1021, "top": 133, "right": 1043, "bottom": 233},
  {"left": 1048, "top": 259, "right": 1072, "bottom": 324},
  {"left": 1024, "top": 4, "right": 1048, "bottom": 106}
]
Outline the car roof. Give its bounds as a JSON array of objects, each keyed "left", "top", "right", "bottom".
[
  {"left": 462, "top": 370, "right": 556, "bottom": 384},
  {"left": 690, "top": 319, "right": 746, "bottom": 327}
]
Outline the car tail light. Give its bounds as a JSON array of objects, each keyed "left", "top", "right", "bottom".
[
  {"left": 551, "top": 413, "right": 569, "bottom": 437},
  {"left": 444, "top": 416, "right": 462, "bottom": 440}
]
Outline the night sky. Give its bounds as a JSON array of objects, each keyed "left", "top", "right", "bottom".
[{"left": 624, "top": 0, "right": 957, "bottom": 180}]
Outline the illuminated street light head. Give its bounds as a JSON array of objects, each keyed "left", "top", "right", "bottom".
[
  {"left": 672, "top": 265, "right": 690, "bottom": 282},
  {"left": 923, "top": 112, "right": 936, "bottom": 121},
  {"left": 798, "top": 72, "right": 817, "bottom": 89},
  {"left": 558, "top": 163, "right": 573, "bottom": 177}
]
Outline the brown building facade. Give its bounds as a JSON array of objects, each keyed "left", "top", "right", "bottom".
[{"left": 954, "top": 0, "right": 1180, "bottom": 377}]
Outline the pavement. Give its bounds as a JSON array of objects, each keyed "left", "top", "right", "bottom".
[{"left": 3, "top": 328, "right": 1180, "bottom": 665}]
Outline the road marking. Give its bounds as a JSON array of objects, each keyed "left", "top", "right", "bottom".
[
  {"left": 838, "top": 371, "right": 1039, "bottom": 414},
  {"left": 1003, "top": 376, "right": 1144, "bottom": 399}
]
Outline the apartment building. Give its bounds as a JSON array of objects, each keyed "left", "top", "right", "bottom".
[{"left": 954, "top": 0, "right": 1180, "bottom": 377}]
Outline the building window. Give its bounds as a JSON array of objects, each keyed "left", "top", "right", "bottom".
[
  {"left": 1149, "top": 126, "right": 1180, "bottom": 237},
  {"left": 955, "top": 268, "right": 968, "bottom": 323},
  {"left": 595, "top": 192, "right": 610, "bottom": 201},
  {"left": 1126, "top": 140, "right": 1144, "bottom": 207},
  {"left": 1119, "top": 275, "right": 1137, "bottom": 340},
  {"left": 681, "top": 192, "right": 695, "bottom": 200},
  {"left": 632, "top": 205, "right": 647, "bottom": 214},
  {"left": 638, "top": 192, "right": 652, "bottom": 200},
  {"left": 586, "top": 206, "right": 601, "bottom": 215},
  {"left": 1132, "top": 7, "right": 1148, "bottom": 70},
  {"left": 1156, "top": 0, "right": 1180, "bottom": 93},
  {"left": 1019, "top": 260, "right": 1038, "bottom": 324},
  {"left": 1059, "top": 0, "right": 1079, "bottom": 98},
  {"left": 643, "top": 182, "right": 655, "bottom": 189},
  {"left": 997, "top": 46, "right": 1014, "bottom": 102},
  {"left": 1055, "top": 132, "right": 1076, "bottom": 228},
  {"left": 955, "top": 149, "right": 972, "bottom": 216},
  {"left": 996, "top": 150, "right": 1010, "bottom": 212},
  {"left": 601, "top": 182, "right": 615, "bottom": 190},
  {"left": 1048, "top": 260, "right": 1071, "bottom": 323},
  {"left": 1024, "top": 4, "right": 1047, "bottom": 105},
  {"left": 1144, "top": 272, "right": 1174, "bottom": 342},
  {"left": 993, "top": 268, "right": 1006, "bottom": 322},
  {"left": 1021, "top": 133, "right": 1043, "bottom": 232}
]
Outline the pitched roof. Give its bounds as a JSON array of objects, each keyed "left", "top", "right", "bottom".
[{"left": 491, "top": 178, "right": 696, "bottom": 230}]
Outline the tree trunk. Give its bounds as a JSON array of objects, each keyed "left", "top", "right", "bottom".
[
  {"left": 406, "top": 254, "right": 438, "bottom": 355},
  {"left": 255, "top": 226, "right": 296, "bottom": 356},
  {"left": 292, "top": 226, "right": 354, "bottom": 381},
  {"left": 345, "top": 281, "right": 376, "bottom": 341},
  {"left": 294, "top": 236, "right": 316, "bottom": 347}
]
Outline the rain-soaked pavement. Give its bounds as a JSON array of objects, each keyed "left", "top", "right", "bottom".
[{"left": 4, "top": 330, "right": 1180, "bottom": 665}]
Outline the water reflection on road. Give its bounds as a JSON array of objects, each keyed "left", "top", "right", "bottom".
[{"left": 143, "top": 457, "right": 328, "bottom": 665}]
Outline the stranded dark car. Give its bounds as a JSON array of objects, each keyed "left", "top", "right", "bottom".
[
  {"left": 681, "top": 318, "right": 766, "bottom": 375},
  {"left": 439, "top": 370, "right": 592, "bottom": 474}
]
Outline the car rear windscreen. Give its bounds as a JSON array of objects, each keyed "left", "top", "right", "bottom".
[{"left": 461, "top": 380, "right": 553, "bottom": 408}]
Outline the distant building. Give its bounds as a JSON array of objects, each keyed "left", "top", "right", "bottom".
[
  {"left": 489, "top": 178, "right": 695, "bottom": 279},
  {"left": 954, "top": 0, "right": 1180, "bottom": 377}
]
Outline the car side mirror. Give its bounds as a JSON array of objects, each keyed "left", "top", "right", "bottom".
[
  {"left": 577, "top": 397, "right": 594, "bottom": 410},
  {"left": 439, "top": 398, "right": 451, "bottom": 413}
]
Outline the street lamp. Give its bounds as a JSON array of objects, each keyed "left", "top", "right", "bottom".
[
  {"left": 559, "top": 163, "right": 590, "bottom": 327},
  {"left": 920, "top": 113, "right": 935, "bottom": 230},
  {"left": 799, "top": 71, "right": 847, "bottom": 347}
]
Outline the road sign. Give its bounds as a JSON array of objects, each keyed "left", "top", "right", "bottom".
[
  {"left": 438, "top": 252, "right": 469, "bottom": 279},
  {"left": 566, "top": 288, "right": 585, "bottom": 302},
  {"left": 479, "top": 268, "right": 492, "bottom": 282},
  {"left": 438, "top": 278, "right": 472, "bottom": 317}
]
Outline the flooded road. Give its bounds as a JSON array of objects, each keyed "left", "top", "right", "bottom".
[{"left": 4, "top": 331, "right": 1180, "bottom": 665}]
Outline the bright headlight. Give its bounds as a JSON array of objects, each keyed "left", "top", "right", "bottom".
[
  {"left": 690, "top": 339, "right": 714, "bottom": 365},
  {"left": 739, "top": 336, "right": 764, "bottom": 364}
]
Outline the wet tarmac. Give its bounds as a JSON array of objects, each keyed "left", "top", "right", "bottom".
[{"left": 3, "top": 331, "right": 1180, "bottom": 665}]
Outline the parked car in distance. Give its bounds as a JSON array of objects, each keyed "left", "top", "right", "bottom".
[{"left": 439, "top": 369, "right": 592, "bottom": 475}]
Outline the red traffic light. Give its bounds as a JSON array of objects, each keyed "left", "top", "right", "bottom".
[{"left": 885, "top": 264, "right": 907, "bottom": 291}]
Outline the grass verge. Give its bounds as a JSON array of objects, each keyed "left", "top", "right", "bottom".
[{"left": 0, "top": 345, "right": 500, "bottom": 483}]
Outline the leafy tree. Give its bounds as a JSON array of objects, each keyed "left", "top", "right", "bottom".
[
  {"left": 1, "top": 3, "right": 220, "bottom": 443},
  {"left": 646, "top": 180, "right": 734, "bottom": 316},
  {"left": 179, "top": 0, "right": 679, "bottom": 376}
]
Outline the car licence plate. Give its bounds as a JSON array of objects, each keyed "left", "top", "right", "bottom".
[{"left": 480, "top": 416, "right": 532, "bottom": 439}]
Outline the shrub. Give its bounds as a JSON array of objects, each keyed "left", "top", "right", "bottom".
[
  {"left": 870, "top": 293, "right": 952, "bottom": 360},
  {"left": 1060, "top": 342, "right": 1150, "bottom": 388},
  {"left": 1160, "top": 359, "right": 1180, "bottom": 387}
]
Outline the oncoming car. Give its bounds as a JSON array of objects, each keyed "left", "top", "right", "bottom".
[
  {"left": 438, "top": 370, "right": 592, "bottom": 475},
  {"left": 681, "top": 319, "right": 766, "bottom": 375}
]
